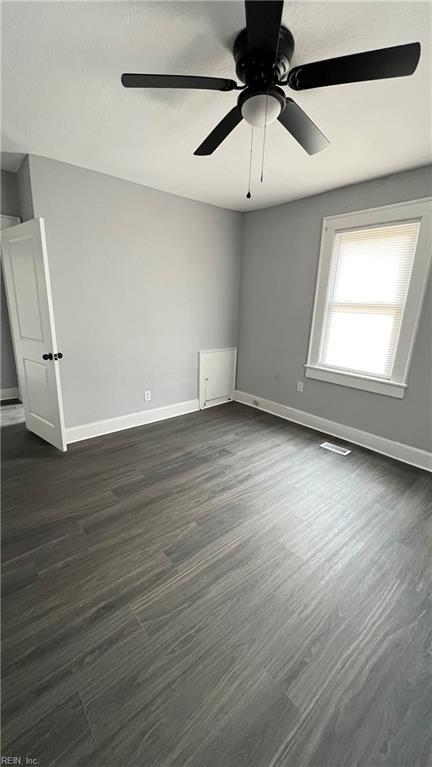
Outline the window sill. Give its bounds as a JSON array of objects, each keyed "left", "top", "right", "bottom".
[{"left": 304, "top": 364, "right": 406, "bottom": 399}]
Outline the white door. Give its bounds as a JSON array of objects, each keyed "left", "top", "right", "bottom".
[
  {"left": 199, "top": 348, "right": 237, "bottom": 409},
  {"left": 1, "top": 218, "right": 67, "bottom": 451}
]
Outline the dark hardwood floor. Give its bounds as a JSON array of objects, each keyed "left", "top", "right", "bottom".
[{"left": 1, "top": 402, "right": 431, "bottom": 766}]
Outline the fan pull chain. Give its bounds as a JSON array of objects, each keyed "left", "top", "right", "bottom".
[
  {"left": 261, "top": 95, "right": 269, "bottom": 183},
  {"left": 246, "top": 126, "right": 254, "bottom": 199}
]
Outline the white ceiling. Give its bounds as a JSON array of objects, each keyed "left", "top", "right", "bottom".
[{"left": 2, "top": 1, "right": 431, "bottom": 212}]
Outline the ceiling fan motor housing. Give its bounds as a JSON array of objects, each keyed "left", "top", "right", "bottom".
[{"left": 233, "top": 25, "right": 295, "bottom": 87}]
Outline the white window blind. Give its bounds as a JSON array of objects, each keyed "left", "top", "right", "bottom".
[{"left": 319, "top": 220, "right": 420, "bottom": 378}]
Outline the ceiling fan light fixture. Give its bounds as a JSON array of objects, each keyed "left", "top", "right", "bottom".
[{"left": 241, "top": 93, "right": 282, "bottom": 127}]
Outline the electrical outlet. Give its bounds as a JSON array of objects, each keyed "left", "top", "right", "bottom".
[
  {"left": 144, "top": 390, "right": 151, "bottom": 402},
  {"left": 297, "top": 381, "right": 304, "bottom": 393}
]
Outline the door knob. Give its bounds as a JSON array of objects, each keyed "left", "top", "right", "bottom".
[{"left": 42, "top": 352, "right": 63, "bottom": 361}]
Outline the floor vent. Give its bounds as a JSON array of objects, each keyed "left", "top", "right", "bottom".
[{"left": 320, "top": 441, "right": 351, "bottom": 456}]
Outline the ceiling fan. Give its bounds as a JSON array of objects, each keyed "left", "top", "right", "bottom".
[{"left": 121, "top": 0, "right": 420, "bottom": 158}]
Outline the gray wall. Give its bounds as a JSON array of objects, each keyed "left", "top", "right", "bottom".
[
  {"left": 237, "top": 165, "right": 432, "bottom": 452},
  {"left": 27, "top": 155, "right": 242, "bottom": 428},
  {"left": 1, "top": 169, "right": 20, "bottom": 391},
  {"left": 1, "top": 169, "right": 20, "bottom": 213},
  {"left": 16, "top": 155, "right": 34, "bottom": 221}
]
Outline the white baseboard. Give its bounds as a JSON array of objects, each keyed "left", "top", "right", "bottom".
[
  {"left": 234, "top": 390, "right": 432, "bottom": 472},
  {"left": 0, "top": 387, "right": 19, "bottom": 401},
  {"left": 201, "top": 396, "right": 234, "bottom": 409},
  {"left": 66, "top": 398, "right": 199, "bottom": 444}
]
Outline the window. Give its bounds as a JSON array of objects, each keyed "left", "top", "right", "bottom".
[{"left": 306, "top": 199, "right": 431, "bottom": 398}]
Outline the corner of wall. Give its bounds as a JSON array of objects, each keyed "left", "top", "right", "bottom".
[{"left": 234, "top": 210, "right": 249, "bottom": 382}]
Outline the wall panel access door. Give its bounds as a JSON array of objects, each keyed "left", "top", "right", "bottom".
[{"left": 199, "top": 348, "right": 237, "bottom": 409}]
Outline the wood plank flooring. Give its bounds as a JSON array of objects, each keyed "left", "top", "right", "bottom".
[
  {"left": 1, "top": 402, "right": 431, "bottom": 766},
  {"left": 0, "top": 402, "right": 24, "bottom": 427}
]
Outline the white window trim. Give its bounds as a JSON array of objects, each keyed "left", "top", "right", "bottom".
[{"left": 305, "top": 197, "right": 432, "bottom": 399}]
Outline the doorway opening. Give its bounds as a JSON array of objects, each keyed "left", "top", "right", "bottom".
[
  {"left": 1, "top": 215, "right": 67, "bottom": 451},
  {"left": 1, "top": 214, "right": 24, "bottom": 428}
]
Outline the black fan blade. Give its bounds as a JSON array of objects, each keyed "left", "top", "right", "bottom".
[
  {"left": 278, "top": 99, "right": 329, "bottom": 155},
  {"left": 121, "top": 74, "right": 238, "bottom": 92},
  {"left": 245, "top": 1, "right": 284, "bottom": 61},
  {"left": 288, "top": 42, "right": 421, "bottom": 91},
  {"left": 194, "top": 106, "right": 243, "bottom": 156}
]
